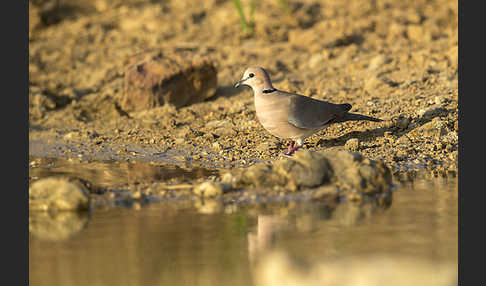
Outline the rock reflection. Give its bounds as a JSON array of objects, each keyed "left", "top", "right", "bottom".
[
  {"left": 194, "top": 198, "right": 224, "bottom": 214},
  {"left": 247, "top": 198, "right": 391, "bottom": 266},
  {"left": 29, "top": 156, "right": 219, "bottom": 190},
  {"left": 254, "top": 251, "right": 457, "bottom": 286},
  {"left": 29, "top": 211, "right": 90, "bottom": 241},
  {"left": 333, "top": 197, "right": 392, "bottom": 226},
  {"left": 248, "top": 215, "right": 286, "bottom": 265}
]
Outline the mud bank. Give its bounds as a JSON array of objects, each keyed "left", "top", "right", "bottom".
[{"left": 29, "top": 0, "right": 458, "bottom": 206}]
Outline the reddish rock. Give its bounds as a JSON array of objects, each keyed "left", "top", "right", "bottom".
[{"left": 121, "top": 49, "right": 217, "bottom": 112}]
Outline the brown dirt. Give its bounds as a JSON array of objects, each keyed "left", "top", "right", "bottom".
[{"left": 29, "top": 0, "right": 458, "bottom": 182}]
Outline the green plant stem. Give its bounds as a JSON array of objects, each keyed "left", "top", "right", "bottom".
[{"left": 232, "top": 0, "right": 250, "bottom": 33}]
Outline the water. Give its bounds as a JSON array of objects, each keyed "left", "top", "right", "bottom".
[
  {"left": 29, "top": 176, "right": 457, "bottom": 286},
  {"left": 29, "top": 156, "right": 219, "bottom": 193}
]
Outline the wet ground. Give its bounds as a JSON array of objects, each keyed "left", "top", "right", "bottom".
[
  {"left": 29, "top": 0, "right": 458, "bottom": 176},
  {"left": 30, "top": 176, "right": 457, "bottom": 286}
]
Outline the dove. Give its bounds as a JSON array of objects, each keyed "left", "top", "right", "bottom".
[{"left": 234, "top": 67, "right": 382, "bottom": 155}]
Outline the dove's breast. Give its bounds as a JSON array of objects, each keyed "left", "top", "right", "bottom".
[{"left": 254, "top": 92, "right": 316, "bottom": 140}]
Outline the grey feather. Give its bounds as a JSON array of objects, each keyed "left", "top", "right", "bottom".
[{"left": 286, "top": 93, "right": 351, "bottom": 129}]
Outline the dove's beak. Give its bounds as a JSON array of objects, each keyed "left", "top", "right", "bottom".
[
  {"left": 234, "top": 76, "right": 249, "bottom": 88},
  {"left": 234, "top": 79, "right": 244, "bottom": 88}
]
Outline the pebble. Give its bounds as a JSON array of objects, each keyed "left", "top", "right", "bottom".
[
  {"left": 368, "top": 54, "right": 387, "bottom": 71},
  {"left": 435, "top": 96, "right": 445, "bottom": 105},
  {"left": 417, "top": 107, "right": 448, "bottom": 121},
  {"left": 396, "top": 116, "right": 410, "bottom": 130},
  {"left": 397, "top": 135, "right": 412, "bottom": 145},
  {"left": 193, "top": 181, "right": 224, "bottom": 198},
  {"left": 212, "top": 141, "right": 223, "bottom": 151},
  {"left": 407, "top": 24, "right": 431, "bottom": 43},
  {"left": 344, "top": 138, "right": 360, "bottom": 151}
]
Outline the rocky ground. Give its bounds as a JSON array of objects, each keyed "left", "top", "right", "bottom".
[{"left": 29, "top": 0, "right": 458, "bottom": 207}]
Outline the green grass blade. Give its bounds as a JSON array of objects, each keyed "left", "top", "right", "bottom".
[{"left": 232, "top": 0, "right": 250, "bottom": 33}]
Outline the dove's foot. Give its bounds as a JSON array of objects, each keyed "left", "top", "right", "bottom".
[{"left": 283, "top": 141, "right": 301, "bottom": 156}]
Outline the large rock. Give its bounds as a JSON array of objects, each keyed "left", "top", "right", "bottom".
[
  {"left": 29, "top": 178, "right": 90, "bottom": 211},
  {"left": 321, "top": 150, "right": 392, "bottom": 195},
  {"left": 273, "top": 151, "right": 333, "bottom": 190},
  {"left": 220, "top": 150, "right": 392, "bottom": 196},
  {"left": 223, "top": 151, "right": 333, "bottom": 192},
  {"left": 120, "top": 49, "right": 217, "bottom": 112}
]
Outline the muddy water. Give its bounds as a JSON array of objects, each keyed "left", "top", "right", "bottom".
[{"left": 29, "top": 177, "right": 457, "bottom": 286}]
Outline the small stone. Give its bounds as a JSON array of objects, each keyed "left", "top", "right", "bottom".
[
  {"left": 308, "top": 54, "right": 323, "bottom": 69},
  {"left": 344, "top": 138, "right": 360, "bottom": 151},
  {"left": 417, "top": 107, "right": 448, "bottom": 121},
  {"left": 397, "top": 135, "right": 412, "bottom": 146},
  {"left": 221, "top": 172, "right": 234, "bottom": 184},
  {"left": 212, "top": 142, "right": 223, "bottom": 151},
  {"left": 396, "top": 116, "right": 410, "bottom": 130},
  {"left": 312, "top": 186, "right": 339, "bottom": 200},
  {"left": 177, "top": 155, "right": 189, "bottom": 162},
  {"left": 368, "top": 54, "right": 387, "bottom": 71},
  {"left": 435, "top": 96, "right": 445, "bottom": 105},
  {"left": 132, "top": 190, "right": 142, "bottom": 199},
  {"left": 193, "top": 181, "right": 223, "bottom": 198},
  {"left": 63, "top": 132, "right": 79, "bottom": 141}
]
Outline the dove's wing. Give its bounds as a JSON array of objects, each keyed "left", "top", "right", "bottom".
[{"left": 285, "top": 92, "right": 351, "bottom": 129}]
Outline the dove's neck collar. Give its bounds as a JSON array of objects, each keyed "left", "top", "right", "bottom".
[{"left": 262, "top": 88, "right": 277, "bottom": 94}]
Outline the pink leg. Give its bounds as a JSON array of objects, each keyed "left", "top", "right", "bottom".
[
  {"left": 283, "top": 141, "right": 300, "bottom": 156},
  {"left": 293, "top": 144, "right": 301, "bottom": 152}
]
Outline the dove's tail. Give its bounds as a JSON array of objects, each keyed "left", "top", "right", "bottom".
[{"left": 338, "top": 112, "right": 383, "bottom": 123}]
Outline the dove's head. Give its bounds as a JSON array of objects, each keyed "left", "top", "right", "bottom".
[{"left": 234, "top": 67, "right": 274, "bottom": 92}]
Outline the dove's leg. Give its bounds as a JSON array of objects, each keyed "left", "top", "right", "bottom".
[
  {"left": 283, "top": 140, "right": 303, "bottom": 156},
  {"left": 283, "top": 141, "right": 296, "bottom": 155},
  {"left": 292, "top": 139, "right": 302, "bottom": 153}
]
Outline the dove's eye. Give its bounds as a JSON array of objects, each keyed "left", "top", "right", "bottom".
[{"left": 249, "top": 73, "right": 255, "bottom": 78}]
